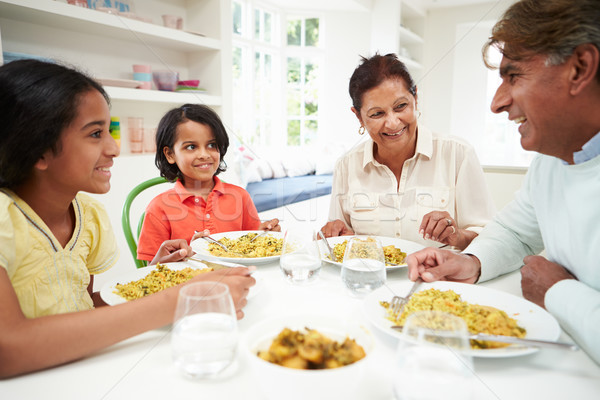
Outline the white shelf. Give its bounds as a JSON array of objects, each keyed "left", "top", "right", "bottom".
[
  {"left": 398, "top": 55, "right": 422, "bottom": 70},
  {"left": 0, "top": 0, "right": 221, "bottom": 52},
  {"left": 401, "top": 0, "right": 425, "bottom": 18},
  {"left": 105, "top": 87, "right": 222, "bottom": 106},
  {"left": 399, "top": 25, "right": 423, "bottom": 44}
]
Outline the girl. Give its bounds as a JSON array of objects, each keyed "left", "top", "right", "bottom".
[
  {"left": 136, "top": 104, "right": 280, "bottom": 262},
  {"left": 0, "top": 59, "right": 255, "bottom": 378}
]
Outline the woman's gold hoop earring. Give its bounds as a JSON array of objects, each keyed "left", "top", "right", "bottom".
[{"left": 358, "top": 126, "right": 365, "bottom": 135}]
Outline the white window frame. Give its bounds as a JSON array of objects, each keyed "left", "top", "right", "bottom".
[
  {"left": 282, "top": 13, "right": 324, "bottom": 147},
  {"left": 232, "top": 1, "right": 281, "bottom": 150}
]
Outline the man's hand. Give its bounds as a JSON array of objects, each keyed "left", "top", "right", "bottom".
[
  {"left": 150, "top": 239, "right": 192, "bottom": 265},
  {"left": 320, "top": 219, "right": 355, "bottom": 237},
  {"left": 521, "top": 255, "right": 575, "bottom": 308},
  {"left": 407, "top": 247, "right": 481, "bottom": 284}
]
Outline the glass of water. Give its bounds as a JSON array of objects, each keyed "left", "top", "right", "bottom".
[
  {"left": 393, "top": 311, "right": 474, "bottom": 400},
  {"left": 341, "top": 236, "right": 386, "bottom": 296},
  {"left": 280, "top": 227, "right": 322, "bottom": 284},
  {"left": 171, "top": 281, "right": 238, "bottom": 379}
]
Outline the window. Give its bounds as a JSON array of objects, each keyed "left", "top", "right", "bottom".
[
  {"left": 232, "top": 1, "right": 279, "bottom": 148},
  {"left": 285, "top": 17, "right": 322, "bottom": 146},
  {"left": 450, "top": 21, "right": 534, "bottom": 167},
  {"left": 232, "top": 2, "right": 322, "bottom": 150}
]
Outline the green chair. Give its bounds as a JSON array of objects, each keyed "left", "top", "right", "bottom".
[{"left": 121, "top": 176, "right": 169, "bottom": 269}]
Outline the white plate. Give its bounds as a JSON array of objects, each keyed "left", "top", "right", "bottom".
[
  {"left": 190, "top": 230, "right": 284, "bottom": 265},
  {"left": 362, "top": 280, "right": 561, "bottom": 358},
  {"left": 98, "top": 78, "right": 142, "bottom": 89},
  {"left": 100, "top": 261, "right": 263, "bottom": 305},
  {"left": 321, "top": 236, "right": 425, "bottom": 270}
]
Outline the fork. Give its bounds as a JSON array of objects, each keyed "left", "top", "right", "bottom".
[
  {"left": 201, "top": 236, "right": 245, "bottom": 256},
  {"left": 317, "top": 230, "right": 336, "bottom": 261},
  {"left": 391, "top": 277, "right": 423, "bottom": 318},
  {"left": 249, "top": 230, "right": 268, "bottom": 242}
]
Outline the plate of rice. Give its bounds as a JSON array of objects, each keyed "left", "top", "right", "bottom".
[
  {"left": 321, "top": 236, "right": 424, "bottom": 270},
  {"left": 190, "top": 230, "right": 285, "bottom": 265},
  {"left": 362, "top": 280, "right": 560, "bottom": 358},
  {"left": 100, "top": 261, "right": 212, "bottom": 305}
]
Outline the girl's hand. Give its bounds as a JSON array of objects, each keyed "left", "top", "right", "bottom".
[
  {"left": 258, "top": 218, "right": 281, "bottom": 232},
  {"left": 320, "top": 220, "right": 354, "bottom": 237},
  {"left": 419, "top": 211, "right": 476, "bottom": 251},
  {"left": 150, "top": 239, "right": 192, "bottom": 265},
  {"left": 188, "top": 266, "right": 257, "bottom": 319},
  {"left": 191, "top": 229, "right": 211, "bottom": 242}
]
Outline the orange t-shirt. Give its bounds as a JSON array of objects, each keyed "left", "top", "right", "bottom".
[{"left": 137, "top": 177, "right": 261, "bottom": 261}]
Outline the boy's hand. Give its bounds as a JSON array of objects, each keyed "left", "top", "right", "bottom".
[
  {"left": 258, "top": 218, "right": 281, "bottom": 232},
  {"left": 149, "top": 239, "right": 192, "bottom": 265}
]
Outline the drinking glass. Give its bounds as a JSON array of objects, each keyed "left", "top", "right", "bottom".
[
  {"left": 393, "top": 311, "right": 474, "bottom": 400},
  {"left": 279, "top": 227, "right": 322, "bottom": 284},
  {"left": 341, "top": 236, "right": 386, "bottom": 296},
  {"left": 171, "top": 282, "right": 238, "bottom": 379}
]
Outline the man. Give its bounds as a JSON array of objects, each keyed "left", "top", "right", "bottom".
[{"left": 407, "top": 0, "right": 600, "bottom": 364}]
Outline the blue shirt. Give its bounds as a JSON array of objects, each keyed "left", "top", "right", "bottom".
[{"left": 573, "top": 130, "right": 600, "bottom": 164}]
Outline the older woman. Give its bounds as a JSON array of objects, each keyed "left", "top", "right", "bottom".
[{"left": 321, "top": 53, "right": 495, "bottom": 250}]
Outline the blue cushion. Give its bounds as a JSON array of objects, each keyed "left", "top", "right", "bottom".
[{"left": 246, "top": 174, "right": 333, "bottom": 212}]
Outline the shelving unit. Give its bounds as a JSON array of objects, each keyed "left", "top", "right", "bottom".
[
  {"left": 399, "top": 0, "right": 425, "bottom": 79},
  {"left": 0, "top": 0, "right": 231, "bottom": 149},
  {"left": 0, "top": 0, "right": 233, "bottom": 278}
]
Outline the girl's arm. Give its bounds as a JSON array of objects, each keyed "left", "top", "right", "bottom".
[{"left": 0, "top": 266, "right": 254, "bottom": 378}]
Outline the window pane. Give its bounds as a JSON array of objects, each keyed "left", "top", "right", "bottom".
[
  {"left": 232, "top": 47, "right": 242, "bottom": 79},
  {"left": 304, "top": 120, "right": 318, "bottom": 144},
  {"left": 305, "top": 61, "right": 317, "bottom": 80},
  {"left": 287, "top": 19, "right": 301, "bottom": 45},
  {"left": 305, "top": 60, "right": 318, "bottom": 115},
  {"left": 264, "top": 53, "right": 272, "bottom": 79},
  {"left": 254, "top": 9, "right": 260, "bottom": 40},
  {"left": 287, "top": 120, "right": 301, "bottom": 146},
  {"left": 305, "top": 18, "right": 319, "bottom": 47},
  {"left": 287, "top": 89, "right": 301, "bottom": 115},
  {"left": 264, "top": 12, "right": 272, "bottom": 43},
  {"left": 305, "top": 95, "right": 318, "bottom": 116},
  {"left": 255, "top": 52, "right": 261, "bottom": 79},
  {"left": 233, "top": 1, "right": 242, "bottom": 35},
  {"left": 287, "top": 57, "right": 300, "bottom": 84}
]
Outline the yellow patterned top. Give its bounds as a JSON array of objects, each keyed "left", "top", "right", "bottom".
[{"left": 0, "top": 190, "right": 118, "bottom": 317}]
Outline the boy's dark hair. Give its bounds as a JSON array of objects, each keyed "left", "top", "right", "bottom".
[
  {"left": 155, "top": 104, "right": 229, "bottom": 182},
  {"left": 0, "top": 59, "right": 109, "bottom": 188}
]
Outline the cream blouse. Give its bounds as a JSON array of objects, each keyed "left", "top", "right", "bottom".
[{"left": 328, "top": 126, "right": 496, "bottom": 247}]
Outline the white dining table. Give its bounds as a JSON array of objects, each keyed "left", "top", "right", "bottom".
[{"left": 2, "top": 259, "right": 600, "bottom": 400}]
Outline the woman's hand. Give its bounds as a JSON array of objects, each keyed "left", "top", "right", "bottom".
[
  {"left": 419, "top": 211, "right": 477, "bottom": 250},
  {"left": 258, "top": 218, "right": 281, "bottom": 232},
  {"left": 150, "top": 239, "right": 192, "bottom": 265},
  {"left": 320, "top": 220, "right": 355, "bottom": 237}
]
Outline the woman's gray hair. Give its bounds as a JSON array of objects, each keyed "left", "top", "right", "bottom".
[{"left": 483, "top": 0, "right": 600, "bottom": 78}]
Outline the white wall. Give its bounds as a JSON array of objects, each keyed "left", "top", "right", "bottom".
[
  {"left": 418, "top": 0, "right": 514, "bottom": 136},
  {"left": 318, "top": 9, "right": 371, "bottom": 149}
]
